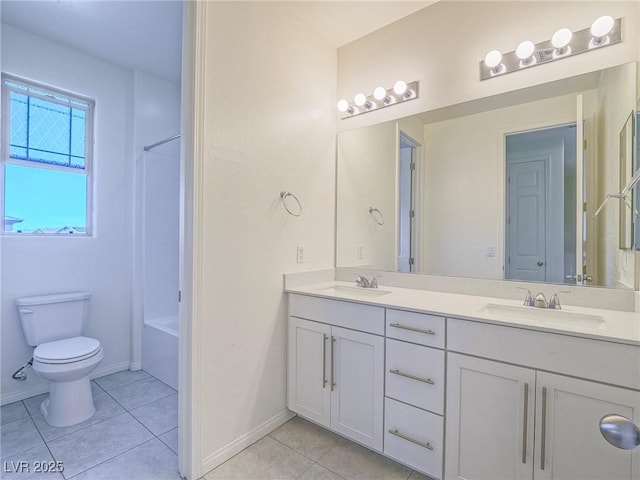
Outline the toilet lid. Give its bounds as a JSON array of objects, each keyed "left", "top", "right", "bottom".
[{"left": 34, "top": 336, "right": 101, "bottom": 363}]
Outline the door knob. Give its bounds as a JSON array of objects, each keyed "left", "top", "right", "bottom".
[
  {"left": 537, "top": 261, "right": 544, "bottom": 266},
  {"left": 600, "top": 415, "right": 640, "bottom": 450}
]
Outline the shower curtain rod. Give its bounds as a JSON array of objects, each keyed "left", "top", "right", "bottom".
[{"left": 143, "top": 134, "right": 180, "bottom": 152}]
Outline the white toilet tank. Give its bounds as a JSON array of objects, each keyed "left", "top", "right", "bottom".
[{"left": 16, "top": 292, "right": 91, "bottom": 346}]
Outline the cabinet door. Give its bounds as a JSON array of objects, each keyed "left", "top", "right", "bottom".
[
  {"left": 445, "top": 353, "right": 536, "bottom": 480},
  {"left": 287, "top": 317, "right": 331, "bottom": 427},
  {"left": 330, "top": 326, "right": 384, "bottom": 451},
  {"left": 535, "top": 372, "right": 640, "bottom": 480}
]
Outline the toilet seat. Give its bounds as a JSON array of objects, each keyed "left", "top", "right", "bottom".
[{"left": 34, "top": 336, "right": 101, "bottom": 364}]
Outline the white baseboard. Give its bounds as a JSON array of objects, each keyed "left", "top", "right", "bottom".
[
  {"left": 201, "top": 409, "right": 295, "bottom": 476},
  {"left": 1, "top": 361, "right": 131, "bottom": 405},
  {"left": 129, "top": 360, "right": 143, "bottom": 371}
]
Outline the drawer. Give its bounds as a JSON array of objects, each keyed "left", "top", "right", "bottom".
[
  {"left": 385, "top": 339, "right": 444, "bottom": 413},
  {"left": 448, "top": 318, "right": 640, "bottom": 390},
  {"left": 384, "top": 397, "right": 443, "bottom": 479},
  {"left": 289, "top": 294, "right": 384, "bottom": 335},
  {"left": 386, "top": 309, "right": 445, "bottom": 348}
]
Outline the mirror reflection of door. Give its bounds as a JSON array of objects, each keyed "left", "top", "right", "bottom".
[
  {"left": 398, "top": 133, "right": 420, "bottom": 273},
  {"left": 505, "top": 124, "right": 577, "bottom": 284}
]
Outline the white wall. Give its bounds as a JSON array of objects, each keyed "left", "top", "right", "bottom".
[
  {"left": 594, "top": 63, "right": 637, "bottom": 288},
  {"left": 191, "top": 2, "right": 336, "bottom": 475},
  {"left": 422, "top": 91, "right": 597, "bottom": 280},
  {"left": 337, "top": 1, "right": 639, "bottom": 132},
  {"left": 131, "top": 71, "right": 181, "bottom": 368},
  {"left": 337, "top": 121, "right": 397, "bottom": 270},
  {"left": 0, "top": 25, "right": 134, "bottom": 403}
]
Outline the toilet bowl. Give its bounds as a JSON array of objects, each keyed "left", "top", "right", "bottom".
[
  {"left": 32, "top": 336, "right": 104, "bottom": 427},
  {"left": 16, "top": 292, "right": 103, "bottom": 427}
]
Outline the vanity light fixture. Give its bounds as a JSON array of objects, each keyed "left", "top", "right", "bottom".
[
  {"left": 551, "top": 27, "right": 573, "bottom": 57},
  {"left": 483, "top": 50, "right": 504, "bottom": 75},
  {"left": 515, "top": 40, "right": 536, "bottom": 66},
  {"left": 480, "top": 15, "right": 622, "bottom": 80},
  {"left": 337, "top": 80, "right": 419, "bottom": 118},
  {"left": 590, "top": 15, "right": 614, "bottom": 47}
]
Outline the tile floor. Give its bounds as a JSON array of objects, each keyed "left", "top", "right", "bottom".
[
  {"left": 1, "top": 370, "right": 179, "bottom": 479},
  {"left": 3, "top": 374, "right": 430, "bottom": 480},
  {"left": 203, "top": 416, "right": 430, "bottom": 480}
]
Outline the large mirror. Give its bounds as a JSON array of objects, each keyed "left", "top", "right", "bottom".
[{"left": 336, "top": 62, "right": 638, "bottom": 289}]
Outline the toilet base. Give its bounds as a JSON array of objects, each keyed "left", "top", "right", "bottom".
[{"left": 41, "top": 376, "right": 96, "bottom": 427}]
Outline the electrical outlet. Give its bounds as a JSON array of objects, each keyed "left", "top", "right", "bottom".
[
  {"left": 357, "top": 244, "right": 364, "bottom": 259},
  {"left": 486, "top": 245, "right": 495, "bottom": 257},
  {"left": 297, "top": 245, "right": 305, "bottom": 264}
]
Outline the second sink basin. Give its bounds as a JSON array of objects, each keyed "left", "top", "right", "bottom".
[
  {"left": 480, "top": 303, "right": 608, "bottom": 331},
  {"left": 318, "top": 285, "right": 392, "bottom": 297}
]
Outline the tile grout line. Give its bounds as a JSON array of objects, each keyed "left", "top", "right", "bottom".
[
  {"left": 64, "top": 437, "right": 159, "bottom": 479},
  {"left": 267, "top": 431, "right": 349, "bottom": 480},
  {"left": 6, "top": 372, "right": 178, "bottom": 479}
]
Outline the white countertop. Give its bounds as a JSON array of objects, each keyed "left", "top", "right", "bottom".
[{"left": 286, "top": 281, "right": 640, "bottom": 346}]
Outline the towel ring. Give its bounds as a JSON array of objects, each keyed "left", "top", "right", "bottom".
[
  {"left": 281, "top": 191, "right": 302, "bottom": 217},
  {"left": 369, "top": 207, "right": 384, "bottom": 225}
]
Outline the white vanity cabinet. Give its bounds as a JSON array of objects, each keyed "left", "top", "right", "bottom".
[
  {"left": 445, "top": 318, "right": 640, "bottom": 480},
  {"left": 288, "top": 294, "right": 385, "bottom": 451},
  {"left": 384, "top": 309, "right": 446, "bottom": 479}
]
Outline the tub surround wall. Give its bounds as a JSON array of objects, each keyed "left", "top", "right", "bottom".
[
  {"left": 0, "top": 25, "right": 135, "bottom": 404},
  {"left": 190, "top": 2, "right": 336, "bottom": 476},
  {"left": 132, "top": 70, "right": 181, "bottom": 370}
]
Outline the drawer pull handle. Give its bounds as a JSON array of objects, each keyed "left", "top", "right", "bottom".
[
  {"left": 322, "top": 334, "right": 328, "bottom": 388},
  {"left": 389, "top": 323, "right": 435, "bottom": 335},
  {"left": 389, "top": 369, "right": 434, "bottom": 385},
  {"left": 541, "top": 386, "right": 547, "bottom": 470},
  {"left": 388, "top": 429, "right": 434, "bottom": 450}
]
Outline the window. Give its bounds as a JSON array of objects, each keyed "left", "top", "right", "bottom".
[{"left": 2, "top": 74, "right": 94, "bottom": 235}]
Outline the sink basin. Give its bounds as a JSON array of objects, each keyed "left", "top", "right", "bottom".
[
  {"left": 318, "top": 285, "right": 392, "bottom": 297},
  {"left": 480, "top": 303, "right": 608, "bottom": 331}
]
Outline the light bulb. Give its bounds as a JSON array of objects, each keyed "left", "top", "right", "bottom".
[
  {"left": 337, "top": 99, "right": 349, "bottom": 113},
  {"left": 354, "top": 93, "right": 367, "bottom": 107},
  {"left": 516, "top": 40, "right": 535, "bottom": 60},
  {"left": 552, "top": 28, "right": 572, "bottom": 49},
  {"left": 393, "top": 80, "right": 407, "bottom": 96},
  {"left": 373, "top": 87, "right": 387, "bottom": 101},
  {"left": 484, "top": 50, "right": 502, "bottom": 68},
  {"left": 591, "top": 15, "right": 614, "bottom": 38}
]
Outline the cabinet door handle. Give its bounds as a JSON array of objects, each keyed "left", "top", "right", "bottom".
[
  {"left": 541, "top": 386, "right": 547, "bottom": 471},
  {"left": 330, "top": 336, "right": 336, "bottom": 391},
  {"left": 389, "top": 322, "right": 435, "bottom": 335},
  {"left": 522, "top": 382, "right": 529, "bottom": 464},
  {"left": 388, "top": 429, "right": 434, "bottom": 450},
  {"left": 322, "top": 334, "right": 328, "bottom": 388},
  {"left": 389, "top": 369, "right": 434, "bottom": 385}
]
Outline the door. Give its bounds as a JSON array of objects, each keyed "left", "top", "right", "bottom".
[
  {"left": 397, "top": 132, "right": 420, "bottom": 273},
  {"left": 287, "top": 317, "right": 331, "bottom": 427},
  {"left": 445, "top": 353, "right": 536, "bottom": 480},
  {"left": 506, "top": 158, "right": 547, "bottom": 282},
  {"left": 535, "top": 372, "right": 640, "bottom": 480},
  {"left": 330, "top": 326, "right": 384, "bottom": 451}
]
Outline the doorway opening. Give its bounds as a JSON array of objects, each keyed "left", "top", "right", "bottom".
[{"left": 505, "top": 124, "right": 577, "bottom": 284}]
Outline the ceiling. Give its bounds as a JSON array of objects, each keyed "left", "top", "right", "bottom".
[{"left": 0, "top": 1, "right": 434, "bottom": 84}]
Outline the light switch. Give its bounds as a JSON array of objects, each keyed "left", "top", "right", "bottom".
[
  {"left": 297, "top": 245, "right": 305, "bottom": 263},
  {"left": 486, "top": 245, "right": 495, "bottom": 257}
]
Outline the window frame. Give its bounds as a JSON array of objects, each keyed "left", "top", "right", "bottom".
[{"left": 1, "top": 73, "right": 95, "bottom": 236}]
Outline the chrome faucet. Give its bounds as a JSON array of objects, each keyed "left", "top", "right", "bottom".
[
  {"left": 533, "top": 292, "right": 548, "bottom": 308},
  {"left": 355, "top": 275, "right": 379, "bottom": 288},
  {"left": 518, "top": 288, "right": 535, "bottom": 306},
  {"left": 548, "top": 291, "right": 569, "bottom": 309}
]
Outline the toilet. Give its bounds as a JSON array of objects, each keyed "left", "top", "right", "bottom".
[{"left": 16, "top": 292, "right": 103, "bottom": 427}]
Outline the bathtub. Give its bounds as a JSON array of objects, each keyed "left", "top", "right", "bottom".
[{"left": 142, "top": 315, "right": 178, "bottom": 390}]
